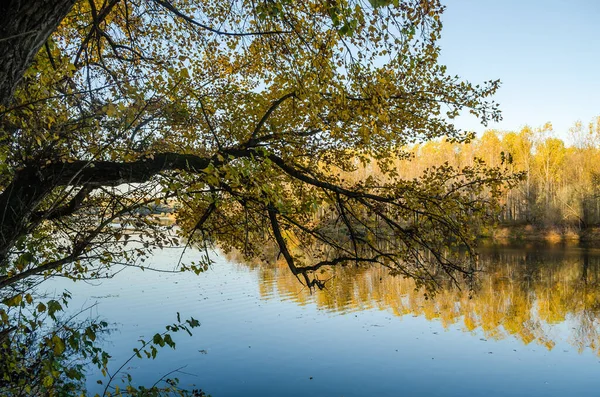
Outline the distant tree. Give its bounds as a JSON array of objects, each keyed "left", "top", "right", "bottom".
[
  {"left": 533, "top": 136, "right": 565, "bottom": 222},
  {"left": 501, "top": 128, "right": 534, "bottom": 222}
]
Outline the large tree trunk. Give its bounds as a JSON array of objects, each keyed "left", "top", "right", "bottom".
[
  {"left": 0, "top": 0, "right": 76, "bottom": 107},
  {"left": 0, "top": 152, "right": 221, "bottom": 264},
  {"left": 0, "top": 168, "right": 54, "bottom": 266}
]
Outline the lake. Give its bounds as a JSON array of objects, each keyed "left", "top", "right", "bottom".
[{"left": 49, "top": 244, "right": 600, "bottom": 396}]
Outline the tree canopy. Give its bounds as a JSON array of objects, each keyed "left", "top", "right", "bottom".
[
  {"left": 0, "top": 0, "right": 513, "bottom": 393},
  {"left": 0, "top": 0, "right": 510, "bottom": 290}
]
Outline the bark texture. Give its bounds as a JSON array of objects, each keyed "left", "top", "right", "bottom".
[{"left": 0, "top": 0, "right": 76, "bottom": 106}]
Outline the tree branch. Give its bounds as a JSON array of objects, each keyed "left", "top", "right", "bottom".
[
  {"left": 152, "top": 0, "right": 292, "bottom": 37},
  {"left": 251, "top": 92, "right": 296, "bottom": 139}
]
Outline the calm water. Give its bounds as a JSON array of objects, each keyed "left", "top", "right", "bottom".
[{"left": 49, "top": 245, "right": 600, "bottom": 396}]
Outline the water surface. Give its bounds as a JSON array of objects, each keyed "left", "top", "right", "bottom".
[{"left": 51, "top": 245, "right": 600, "bottom": 396}]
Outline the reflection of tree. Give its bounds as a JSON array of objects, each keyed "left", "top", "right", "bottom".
[{"left": 231, "top": 247, "right": 600, "bottom": 355}]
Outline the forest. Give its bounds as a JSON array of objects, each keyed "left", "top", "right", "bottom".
[{"left": 345, "top": 118, "right": 600, "bottom": 236}]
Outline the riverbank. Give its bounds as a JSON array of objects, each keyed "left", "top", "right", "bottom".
[{"left": 480, "top": 225, "right": 600, "bottom": 244}]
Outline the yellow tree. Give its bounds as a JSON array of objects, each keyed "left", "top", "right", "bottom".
[
  {"left": 501, "top": 127, "right": 534, "bottom": 222},
  {"left": 475, "top": 130, "right": 503, "bottom": 167},
  {"left": 533, "top": 134, "right": 566, "bottom": 223},
  {"left": 566, "top": 119, "right": 600, "bottom": 226}
]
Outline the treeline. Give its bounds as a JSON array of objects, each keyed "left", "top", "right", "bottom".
[{"left": 350, "top": 118, "right": 600, "bottom": 229}]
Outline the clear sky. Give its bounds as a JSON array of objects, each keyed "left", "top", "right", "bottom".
[{"left": 438, "top": 0, "right": 600, "bottom": 142}]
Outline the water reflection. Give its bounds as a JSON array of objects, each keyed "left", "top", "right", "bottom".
[{"left": 234, "top": 245, "right": 600, "bottom": 354}]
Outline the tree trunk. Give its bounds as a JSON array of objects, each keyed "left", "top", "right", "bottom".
[
  {"left": 0, "top": 0, "right": 76, "bottom": 107},
  {"left": 0, "top": 151, "right": 223, "bottom": 264}
]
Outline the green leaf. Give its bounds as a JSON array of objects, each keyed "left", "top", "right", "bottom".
[
  {"left": 368, "top": 0, "right": 393, "bottom": 8},
  {"left": 43, "top": 376, "right": 54, "bottom": 388},
  {"left": 47, "top": 300, "right": 63, "bottom": 320},
  {"left": 51, "top": 334, "right": 66, "bottom": 355},
  {"left": 164, "top": 334, "right": 175, "bottom": 348},
  {"left": 3, "top": 294, "right": 23, "bottom": 307},
  {"left": 85, "top": 327, "right": 97, "bottom": 342},
  {"left": 152, "top": 333, "right": 164, "bottom": 347}
]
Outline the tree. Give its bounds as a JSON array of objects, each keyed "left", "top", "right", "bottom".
[
  {"left": 0, "top": 0, "right": 510, "bottom": 290},
  {"left": 501, "top": 127, "right": 533, "bottom": 222},
  {"left": 0, "top": 0, "right": 512, "bottom": 392}
]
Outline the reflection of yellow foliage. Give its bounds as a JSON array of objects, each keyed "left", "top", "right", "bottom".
[
  {"left": 543, "top": 339, "right": 556, "bottom": 351},
  {"left": 463, "top": 314, "right": 478, "bottom": 332},
  {"left": 236, "top": 247, "right": 600, "bottom": 355}
]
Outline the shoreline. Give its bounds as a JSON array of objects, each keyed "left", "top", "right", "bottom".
[{"left": 480, "top": 225, "right": 600, "bottom": 245}]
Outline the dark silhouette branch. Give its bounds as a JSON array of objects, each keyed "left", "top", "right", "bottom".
[
  {"left": 32, "top": 184, "right": 95, "bottom": 221},
  {"left": 251, "top": 92, "right": 296, "bottom": 139},
  {"left": 152, "top": 0, "right": 292, "bottom": 37}
]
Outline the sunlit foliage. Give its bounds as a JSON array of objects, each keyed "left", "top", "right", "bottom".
[{"left": 0, "top": 0, "right": 515, "bottom": 394}]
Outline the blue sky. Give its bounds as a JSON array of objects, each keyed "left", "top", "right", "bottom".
[{"left": 438, "top": 0, "right": 600, "bottom": 142}]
